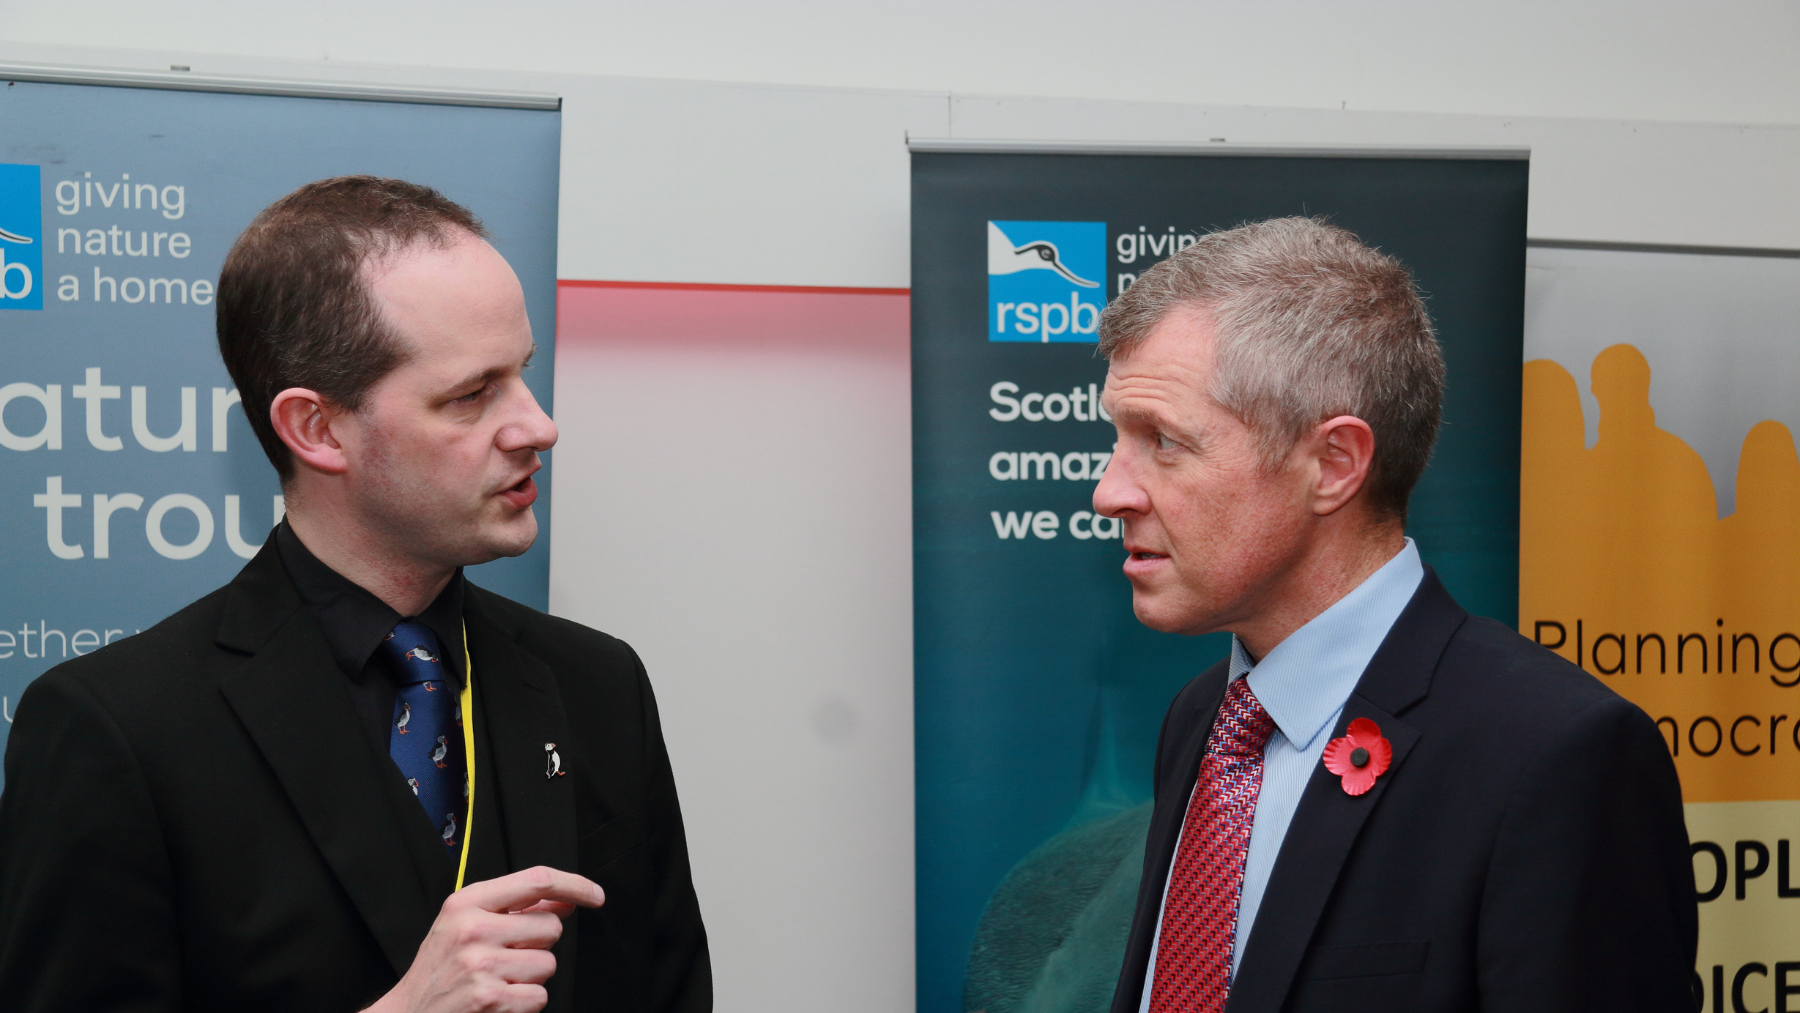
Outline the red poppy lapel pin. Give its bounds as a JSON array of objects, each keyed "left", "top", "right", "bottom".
[{"left": 1322, "top": 717, "right": 1392, "bottom": 796}]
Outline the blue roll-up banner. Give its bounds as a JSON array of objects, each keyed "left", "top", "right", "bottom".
[
  {"left": 0, "top": 73, "right": 560, "bottom": 783},
  {"left": 911, "top": 147, "right": 1529, "bottom": 1013}
]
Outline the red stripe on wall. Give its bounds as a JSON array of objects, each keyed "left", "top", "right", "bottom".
[
  {"left": 555, "top": 278, "right": 910, "bottom": 353},
  {"left": 559, "top": 278, "right": 910, "bottom": 297}
]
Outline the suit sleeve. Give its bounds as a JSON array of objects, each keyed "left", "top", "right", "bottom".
[
  {"left": 1476, "top": 693, "right": 1697, "bottom": 1012},
  {"left": 631, "top": 651, "right": 713, "bottom": 1013},
  {"left": 0, "top": 672, "right": 183, "bottom": 1013}
]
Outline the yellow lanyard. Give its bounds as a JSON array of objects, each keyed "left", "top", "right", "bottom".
[{"left": 454, "top": 622, "right": 476, "bottom": 892}]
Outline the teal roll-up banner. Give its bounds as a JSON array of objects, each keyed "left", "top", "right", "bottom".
[
  {"left": 0, "top": 74, "right": 560, "bottom": 784},
  {"left": 910, "top": 147, "right": 1528, "bottom": 1013}
]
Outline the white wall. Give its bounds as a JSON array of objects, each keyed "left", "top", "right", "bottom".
[
  {"left": 7, "top": 1, "right": 1800, "bottom": 124},
  {"left": 552, "top": 285, "right": 916, "bottom": 1011},
  {"left": 5, "top": 7, "right": 1798, "bottom": 1010},
  {"left": 8, "top": 12, "right": 1800, "bottom": 285}
]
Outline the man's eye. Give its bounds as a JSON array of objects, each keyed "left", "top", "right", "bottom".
[
  {"left": 453, "top": 388, "right": 483, "bottom": 405},
  {"left": 1156, "top": 433, "right": 1179, "bottom": 451}
]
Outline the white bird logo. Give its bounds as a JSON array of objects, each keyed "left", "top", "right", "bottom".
[
  {"left": 407, "top": 778, "right": 420, "bottom": 796},
  {"left": 432, "top": 736, "right": 449, "bottom": 768},
  {"left": 987, "top": 222, "right": 1099, "bottom": 288},
  {"left": 407, "top": 646, "right": 438, "bottom": 663},
  {"left": 395, "top": 702, "right": 411, "bottom": 734},
  {"left": 442, "top": 813, "right": 457, "bottom": 846},
  {"left": 545, "top": 742, "right": 564, "bottom": 779}
]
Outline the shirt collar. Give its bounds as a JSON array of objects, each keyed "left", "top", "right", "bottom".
[
  {"left": 275, "top": 521, "right": 465, "bottom": 686},
  {"left": 1228, "top": 538, "right": 1425, "bottom": 750}
]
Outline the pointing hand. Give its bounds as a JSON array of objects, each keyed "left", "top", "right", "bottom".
[{"left": 368, "top": 866, "right": 604, "bottom": 1013}]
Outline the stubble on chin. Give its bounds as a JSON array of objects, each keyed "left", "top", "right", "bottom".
[
  {"left": 1133, "top": 599, "right": 1197, "bottom": 636},
  {"left": 1129, "top": 577, "right": 1191, "bottom": 636},
  {"left": 1130, "top": 564, "right": 1230, "bottom": 637},
  {"left": 483, "top": 505, "right": 539, "bottom": 560}
]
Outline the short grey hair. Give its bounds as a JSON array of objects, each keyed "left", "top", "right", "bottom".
[{"left": 1097, "top": 217, "right": 1443, "bottom": 520}]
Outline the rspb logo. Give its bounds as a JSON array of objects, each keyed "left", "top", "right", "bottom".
[
  {"left": 0, "top": 164, "right": 43, "bottom": 310},
  {"left": 987, "top": 220, "right": 1103, "bottom": 343}
]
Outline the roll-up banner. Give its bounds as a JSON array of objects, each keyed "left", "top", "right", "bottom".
[
  {"left": 910, "top": 143, "right": 1528, "bottom": 1013},
  {"left": 0, "top": 67, "right": 561, "bottom": 782},
  {"left": 1522, "top": 241, "right": 1800, "bottom": 1012}
]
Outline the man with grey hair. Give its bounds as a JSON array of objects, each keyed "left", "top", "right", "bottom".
[{"left": 1098, "top": 218, "right": 1694, "bottom": 1013}]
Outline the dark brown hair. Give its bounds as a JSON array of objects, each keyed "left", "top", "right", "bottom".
[
  {"left": 215, "top": 175, "right": 488, "bottom": 479},
  {"left": 1097, "top": 217, "right": 1443, "bottom": 520}
]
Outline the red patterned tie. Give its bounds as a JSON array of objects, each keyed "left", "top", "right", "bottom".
[{"left": 1148, "top": 677, "right": 1277, "bottom": 1013}]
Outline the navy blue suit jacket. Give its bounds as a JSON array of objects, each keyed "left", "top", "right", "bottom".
[{"left": 1110, "top": 569, "right": 1697, "bottom": 1013}]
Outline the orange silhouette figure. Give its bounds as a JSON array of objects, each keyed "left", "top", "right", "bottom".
[{"left": 1522, "top": 344, "right": 1800, "bottom": 802}]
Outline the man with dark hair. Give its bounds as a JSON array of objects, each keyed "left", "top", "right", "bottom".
[
  {"left": 0, "top": 177, "right": 711, "bottom": 1013},
  {"left": 1097, "top": 218, "right": 1695, "bottom": 1013}
]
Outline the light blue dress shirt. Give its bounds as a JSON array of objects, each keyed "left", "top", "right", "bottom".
[{"left": 1138, "top": 539, "right": 1425, "bottom": 1010}]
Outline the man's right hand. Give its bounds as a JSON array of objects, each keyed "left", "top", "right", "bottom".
[{"left": 368, "top": 866, "right": 605, "bottom": 1013}]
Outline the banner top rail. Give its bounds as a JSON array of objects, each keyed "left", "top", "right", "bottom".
[
  {"left": 0, "top": 61, "right": 561, "bottom": 111},
  {"left": 908, "top": 137, "right": 1529, "bottom": 160},
  {"left": 1528, "top": 237, "right": 1800, "bottom": 260}
]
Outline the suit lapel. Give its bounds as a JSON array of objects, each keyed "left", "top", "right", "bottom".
[
  {"left": 464, "top": 588, "right": 579, "bottom": 1013},
  {"left": 1143, "top": 668, "right": 1229, "bottom": 919},
  {"left": 1225, "top": 570, "right": 1466, "bottom": 1013},
  {"left": 1113, "top": 663, "right": 1230, "bottom": 1013},
  {"left": 1225, "top": 697, "right": 1422, "bottom": 1013},
  {"left": 214, "top": 545, "right": 439, "bottom": 977}
]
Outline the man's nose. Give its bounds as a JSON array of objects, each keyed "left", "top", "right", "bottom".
[
  {"left": 1092, "top": 450, "right": 1143, "bottom": 517},
  {"left": 504, "top": 387, "right": 558, "bottom": 453}
]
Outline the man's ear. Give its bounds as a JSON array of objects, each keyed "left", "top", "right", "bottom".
[
  {"left": 1309, "top": 415, "right": 1377, "bottom": 516},
  {"left": 269, "top": 387, "right": 350, "bottom": 476}
]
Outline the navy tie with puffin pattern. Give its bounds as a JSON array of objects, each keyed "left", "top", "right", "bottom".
[{"left": 379, "top": 621, "right": 467, "bottom": 858}]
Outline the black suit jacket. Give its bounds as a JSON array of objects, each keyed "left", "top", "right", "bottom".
[
  {"left": 0, "top": 540, "right": 710, "bottom": 1013},
  {"left": 1110, "top": 570, "right": 1696, "bottom": 1013}
]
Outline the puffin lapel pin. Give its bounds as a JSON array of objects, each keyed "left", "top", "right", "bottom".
[
  {"left": 545, "top": 742, "right": 565, "bottom": 779},
  {"left": 1322, "top": 717, "right": 1393, "bottom": 796}
]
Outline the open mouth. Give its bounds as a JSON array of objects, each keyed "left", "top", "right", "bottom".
[
  {"left": 499, "top": 474, "right": 538, "bottom": 509},
  {"left": 1122, "top": 545, "right": 1169, "bottom": 576}
]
